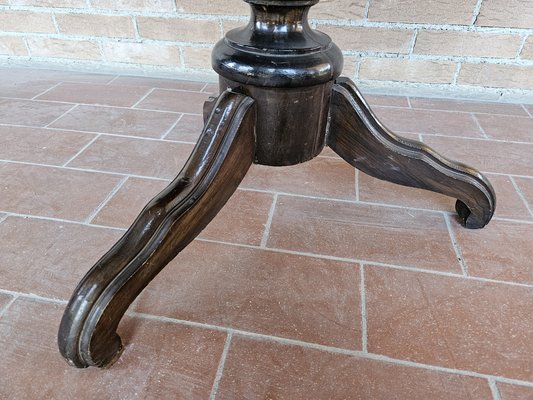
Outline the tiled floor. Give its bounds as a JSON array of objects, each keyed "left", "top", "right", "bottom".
[{"left": 0, "top": 67, "right": 532, "bottom": 399}]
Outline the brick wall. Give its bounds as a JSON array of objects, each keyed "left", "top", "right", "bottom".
[{"left": 0, "top": 0, "right": 532, "bottom": 97}]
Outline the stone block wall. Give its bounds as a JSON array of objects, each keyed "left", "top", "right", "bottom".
[{"left": 0, "top": 0, "right": 532, "bottom": 97}]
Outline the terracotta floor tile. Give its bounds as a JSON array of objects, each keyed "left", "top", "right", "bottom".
[
  {"left": 202, "top": 83, "right": 219, "bottom": 93},
  {"left": 50, "top": 105, "right": 180, "bottom": 138},
  {"left": 92, "top": 177, "right": 274, "bottom": 246},
  {"left": 1, "top": 68, "right": 532, "bottom": 393},
  {"left": 241, "top": 157, "right": 357, "bottom": 200},
  {"left": 0, "top": 163, "right": 123, "bottom": 221},
  {"left": 423, "top": 136, "right": 533, "bottom": 176},
  {"left": 0, "top": 298, "right": 226, "bottom": 399},
  {"left": 0, "top": 79, "right": 59, "bottom": 99},
  {"left": 498, "top": 383, "right": 533, "bottom": 400},
  {"left": 453, "top": 219, "right": 533, "bottom": 285},
  {"left": 0, "top": 126, "right": 95, "bottom": 165},
  {"left": 199, "top": 190, "right": 274, "bottom": 246},
  {"left": 366, "top": 266, "right": 533, "bottom": 380},
  {"left": 0, "top": 98, "right": 74, "bottom": 127},
  {"left": 216, "top": 336, "right": 492, "bottom": 400},
  {"left": 359, "top": 171, "right": 454, "bottom": 211},
  {"left": 165, "top": 114, "right": 204, "bottom": 142},
  {"left": 92, "top": 177, "right": 168, "bottom": 227},
  {"left": 0, "top": 216, "right": 122, "bottom": 299},
  {"left": 135, "top": 240, "right": 361, "bottom": 349},
  {"left": 476, "top": 114, "right": 533, "bottom": 143},
  {"left": 110, "top": 76, "right": 206, "bottom": 91},
  {"left": 515, "top": 177, "right": 533, "bottom": 211},
  {"left": 359, "top": 173, "right": 532, "bottom": 221},
  {"left": 0, "top": 68, "right": 115, "bottom": 98},
  {"left": 410, "top": 97, "right": 529, "bottom": 116},
  {"left": 364, "top": 94, "right": 410, "bottom": 108},
  {"left": 268, "top": 195, "right": 460, "bottom": 272},
  {"left": 135, "top": 89, "right": 211, "bottom": 114},
  {"left": 489, "top": 175, "right": 533, "bottom": 220},
  {"left": 37, "top": 82, "right": 151, "bottom": 107},
  {"left": 374, "top": 107, "right": 484, "bottom": 137},
  {"left": 68, "top": 135, "right": 194, "bottom": 179}
]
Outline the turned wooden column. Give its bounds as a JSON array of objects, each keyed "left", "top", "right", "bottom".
[{"left": 213, "top": 0, "right": 343, "bottom": 165}]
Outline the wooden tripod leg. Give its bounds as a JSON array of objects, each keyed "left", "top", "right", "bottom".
[
  {"left": 327, "top": 77, "right": 496, "bottom": 229},
  {"left": 58, "top": 90, "right": 256, "bottom": 368}
]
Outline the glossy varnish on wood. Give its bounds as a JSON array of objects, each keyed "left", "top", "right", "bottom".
[
  {"left": 59, "top": 91, "right": 256, "bottom": 367},
  {"left": 59, "top": 0, "right": 496, "bottom": 368}
]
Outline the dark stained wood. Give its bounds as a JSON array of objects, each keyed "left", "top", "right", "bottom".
[
  {"left": 213, "top": 0, "right": 342, "bottom": 89},
  {"left": 59, "top": 0, "right": 497, "bottom": 369},
  {"left": 213, "top": 0, "right": 342, "bottom": 166},
  {"left": 58, "top": 90, "right": 256, "bottom": 368},
  {"left": 222, "top": 78, "right": 332, "bottom": 166},
  {"left": 327, "top": 77, "right": 496, "bottom": 229}
]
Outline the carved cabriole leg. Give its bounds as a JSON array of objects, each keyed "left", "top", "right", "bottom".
[
  {"left": 327, "top": 77, "right": 496, "bottom": 229},
  {"left": 58, "top": 90, "right": 256, "bottom": 368}
]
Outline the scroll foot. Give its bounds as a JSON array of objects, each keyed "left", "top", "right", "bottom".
[
  {"left": 328, "top": 77, "right": 495, "bottom": 229},
  {"left": 58, "top": 90, "right": 256, "bottom": 368}
]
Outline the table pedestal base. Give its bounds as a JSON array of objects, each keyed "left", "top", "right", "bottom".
[{"left": 58, "top": 0, "right": 496, "bottom": 368}]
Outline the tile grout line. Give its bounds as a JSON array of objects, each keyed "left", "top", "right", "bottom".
[
  {"left": 160, "top": 114, "right": 183, "bottom": 139},
  {"left": 30, "top": 81, "right": 63, "bottom": 100},
  {"left": 493, "top": 216, "right": 533, "bottom": 225},
  {"left": 0, "top": 288, "right": 67, "bottom": 305},
  {"left": 443, "top": 213, "right": 469, "bottom": 276},
  {"left": 83, "top": 176, "right": 129, "bottom": 224},
  {"left": 522, "top": 104, "right": 533, "bottom": 118},
  {"left": 260, "top": 193, "right": 278, "bottom": 248},
  {"left": 489, "top": 379, "right": 503, "bottom": 400},
  {"left": 130, "top": 87, "right": 156, "bottom": 109},
  {"left": 509, "top": 176, "right": 533, "bottom": 218},
  {"left": 2, "top": 289, "right": 533, "bottom": 390},
  {"left": 105, "top": 75, "right": 121, "bottom": 85},
  {"left": 44, "top": 103, "right": 79, "bottom": 128},
  {"left": 0, "top": 122, "right": 198, "bottom": 144},
  {"left": 489, "top": 378, "right": 502, "bottom": 400},
  {"left": 0, "top": 213, "right": 9, "bottom": 224},
  {"left": 0, "top": 157, "right": 173, "bottom": 182},
  {"left": 360, "top": 264, "right": 368, "bottom": 352},
  {"left": 2, "top": 281, "right": 533, "bottom": 386},
  {"left": 196, "top": 237, "right": 533, "bottom": 289},
  {"left": 363, "top": 0, "right": 370, "bottom": 20},
  {"left": 366, "top": 102, "right": 531, "bottom": 117},
  {"left": 2, "top": 204, "right": 532, "bottom": 290},
  {"left": 0, "top": 295, "right": 19, "bottom": 319},
  {"left": 126, "top": 310, "right": 533, "bottom": 389},
  {"left": 0, "top": 96, "right": 200, "bottom": 115},
  {"left": 471, "top": 0, "right": 483, "bottom": 25},
  {"left": 1, "top": 154, "right": 533, "bottom": 224},
  {"left": 0, "top": 211, "right": 128, "bottom": 232},
  {"left": 209, "top": 332, "right": 233, "bottom": 400},
  {"left": 355, "top": 169, "right": 360, "bottom": 202},
  {"left": 61, "top": 133, "right": 101, "bottom": 167},
  {"left": 470, "top": 113, "right": 490, "bottom": 139}
]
